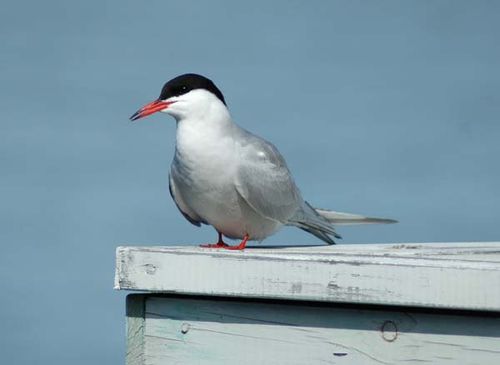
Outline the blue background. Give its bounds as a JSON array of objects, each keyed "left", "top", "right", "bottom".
[{"left": 1, "top": 1, "right": 499, "bottom": 363}]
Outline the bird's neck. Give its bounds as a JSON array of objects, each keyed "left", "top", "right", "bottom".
[
  {"left": 176, "top": 99, "right": 233, "bottom": 131},
  {"left": 174, "top": 105, "right": 236, "bottom": 161}
]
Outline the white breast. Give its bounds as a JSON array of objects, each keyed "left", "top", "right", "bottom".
[{"left": 171, "top": 117, "right": 282, "bottom": 240}]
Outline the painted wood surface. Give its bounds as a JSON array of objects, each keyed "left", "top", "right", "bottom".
[
  {"left": 115, "top": 242, "right": 500, "bottom": 311},
  {"left": 126, "top": 295, "right": 145, "bottom": 365},
  {"left": 127, "top": 294, "right": 500, "bottom": 365}
]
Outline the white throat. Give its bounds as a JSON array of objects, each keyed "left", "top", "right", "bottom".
[
  {"left": 172, "top": 90, "right": 236, "bottom": 169},
  {"left": 164, "top": 89, "right": 231, "bottom": 126}
]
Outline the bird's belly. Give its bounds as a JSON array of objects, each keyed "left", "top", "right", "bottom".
[
  {"left": 172, "top": 122, "right": 284, "bottom": 241},
  {"left": 172, "top": 160, "right": 281, "bottom": 240}
]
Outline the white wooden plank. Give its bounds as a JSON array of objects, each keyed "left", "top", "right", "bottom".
[
  {"left": 115, "top": 242, "right": 500, "bottom": 311},
  {"left": 138, "top": 295, "right": 500, "bottom": 365}
]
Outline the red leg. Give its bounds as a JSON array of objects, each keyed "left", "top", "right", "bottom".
[
  {"left": 200, "top": 232, "right": 229, "bottom": 248},
  {"left": 222, "top": 234, "right": 249, "bottom": 251}
]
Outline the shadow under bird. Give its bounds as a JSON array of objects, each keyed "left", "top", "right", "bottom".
[{"left": 130, "top": 73, "right": 396, "bottom": 250}]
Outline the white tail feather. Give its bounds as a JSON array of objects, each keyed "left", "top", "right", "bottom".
[{"left": 315, "top": 208, "right": 398, "bottom": 226}]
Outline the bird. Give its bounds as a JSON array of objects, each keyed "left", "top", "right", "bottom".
[{"left": 130, "top": 73, "right": 396, "bottom": 250}]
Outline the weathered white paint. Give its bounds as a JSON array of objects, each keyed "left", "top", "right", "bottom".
[
  {"left": 128, "top": 295, "right": 500, "bottom": 365},
  {"left": 115, "top": 242, "right": 500, "bottom": 311}
]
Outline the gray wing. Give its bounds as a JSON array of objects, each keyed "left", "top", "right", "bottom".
[
  {"left": 168, "top": 173, "right": 205, "bottom": 227},
  {"left": 234, "top": 128, "right": 340, "bottom": 244},
  {"left": 234, "top": 129, "right": 303, "bottom": 223}
]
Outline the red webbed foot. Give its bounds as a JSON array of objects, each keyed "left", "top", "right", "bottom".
[
  {"left": 200, "top": 232, "right": 229, "bottom": 248},
  {"left": 200, "top": 242, "right": 230, "bottom": 248},
  {"left": 221, "top": 234, "right": 249, "bottom": 251},
  {"left": 199, "top": 233, "right": 250, "bottom": 250}
]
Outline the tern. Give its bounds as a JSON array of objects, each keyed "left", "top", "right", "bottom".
[{"left": 130, "top": 73, "right": 396, "bottom": 250}]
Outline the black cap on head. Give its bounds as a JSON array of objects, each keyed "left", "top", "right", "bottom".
[{"left": 158, "top": 73, "right": 226, "bottom": 105}]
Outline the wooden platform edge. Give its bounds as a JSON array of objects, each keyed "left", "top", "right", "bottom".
[{"left": 115, "top": 242, "right": 500, "bottom": 312}]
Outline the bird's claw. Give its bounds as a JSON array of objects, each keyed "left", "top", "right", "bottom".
[{"left": 199, "top": 233, "right": 249, "bottom": 250}]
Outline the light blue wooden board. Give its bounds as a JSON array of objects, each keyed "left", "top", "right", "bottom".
[{"left": 127, "top": 295, "right": 500, "bottom": 365}]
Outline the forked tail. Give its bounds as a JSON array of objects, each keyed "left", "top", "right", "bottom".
[
  {"left": 315, "top": 208, "right": 398, "bottom": 225},
  {"left": 288, "top": 203, "right": 397, "bottom": 245}
]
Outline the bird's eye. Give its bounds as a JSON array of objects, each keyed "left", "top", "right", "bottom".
[{"left": 175, "top": 85, "right": 189, "bottom": 95}]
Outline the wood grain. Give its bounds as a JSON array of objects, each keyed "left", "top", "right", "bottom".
[
  {"left": 115, "top": 242, "right": 500, "bottom": 311},
  {"left": 127, "top": 295, "right": 500, "bottom": 365}
]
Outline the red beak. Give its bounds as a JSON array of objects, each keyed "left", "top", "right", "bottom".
[{"left": 129, "top": 99, "right": 173, "bottom": 121}]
